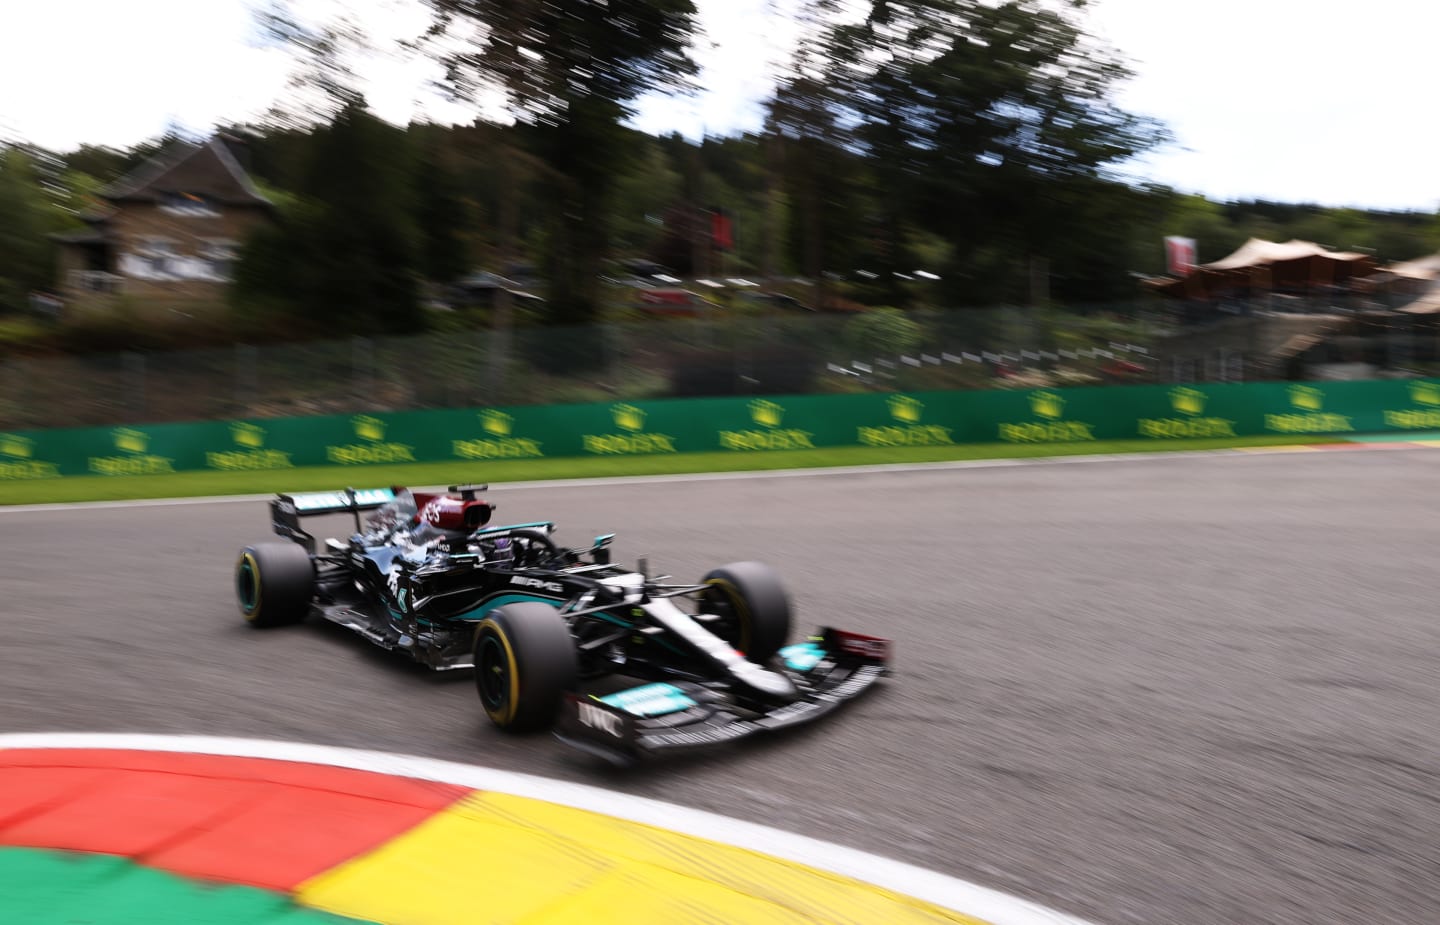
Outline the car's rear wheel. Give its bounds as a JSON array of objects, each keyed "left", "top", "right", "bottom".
[
  {"left": 698, "top": 561, "right": 791, "bottom": 662},
  {"left": 236, "top": 543, "right": 314, "bottom": 627},
  {"left": 474, "top": 603, "right": 578, "bottom": 732}
]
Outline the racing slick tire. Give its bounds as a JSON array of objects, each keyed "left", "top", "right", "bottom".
[
  {"left": 699, "top": 561, "right": 791, "bottom": 663},
  {"left": 474, "top": 603, "right": 579, "bottom": 732},
  {"left": 236, "top": 543, "right": 314, "bottom": 628}
]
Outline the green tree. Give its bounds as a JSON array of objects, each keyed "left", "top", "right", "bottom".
[
  {"left": 412, "top": 136, "right": 471, "bottom": 284},
  {"left": 422, "top": 0, "right": 700, "bottom": 349},
  {"left": 787, "top": 0, "right": 1168, "bottom": 306},
  {"left": 611, "top": 136, "right": 683, "bottom": 259},
  {"left": 233, "top": 102, "right": 421, "bottom": 334},
  {"left": 0, "top": 147, "right": 68, "bottom": 311},
  {"left": 845, "top": 307, "right": 925, "bottom": 356}
]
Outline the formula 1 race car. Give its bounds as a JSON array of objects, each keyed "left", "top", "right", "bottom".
[{"left": 234, "top": 485, "right": 890, "bottom": 763}]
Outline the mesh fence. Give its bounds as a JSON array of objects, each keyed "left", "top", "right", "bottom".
[{"left": 4, "top": 300, "right": 1424, "bottom": 430}]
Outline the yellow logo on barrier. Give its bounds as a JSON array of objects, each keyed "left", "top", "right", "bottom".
[
  {"left": 1139, "top": 388, "right": 1234, "bottom": 439},
  {"left": 0, "top": 432, "right": 57, "bottom": 480},
  {"left": 231, "top": 423, "right": 265, "bottom": 448},
  {"left": 209, "top": 423, "right": 292, "bottom": 471},
  {"left": 455, "top": 410, "right": 543, "bottom": 460},
  {"left": 1171, "top": 387, "right": 1206, "bottom": 416},
  {"left": 888, "top": 395, "right": 923, "bottom": 423},
  {"left": 1267, "top": 384, "right": 1351, "bottom": 434},
  {"left": 1030, "top": 391, "right": 1065, "bottom": 421},
  {"left": 750, "top": 400, "right": 785, "bottom": 427},
  {"left": 481, "top": 409, "right": 513, "bottom": 436},
  {"left": 91, "top": 427, "right": 173, "bottom": 476},
  {"left": 612, "top": 404, "right": 647, "bottom": 432},
  {"left": 114, "top": 428, "right": 148, "bottom": 453},
  {"left": 1382, "top": 380, "right": 1440, "bottom": 430},
  {"left": 998, "top": 390, "right": 1096, "bottom": 443},
  {"left": 1288, "top": 385, "right": 1324, "bottom": 412},
  {"left": 353, "top": 415, "right": 386, "bottom": 441},
  {"left": 328, "top": 415, "right": 413, "bottom": 465},
  {"left": 859, "top": 394, "right": 952, "bottom": 447},
  {"left": 585, "top": 404, "right": 674, "bottom": 456},
  {"left": 1, "top": 434, "right": 33, "bottom": 459},
  {"left": 1410, "top": 381, "right": 1440, "bottom": 407},
  {"left": 722, "top": 399, "right": 812, "bottom": 451}
]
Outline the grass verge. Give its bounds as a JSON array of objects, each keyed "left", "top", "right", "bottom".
[{"left": 0, "top": 434, "right": 1332, "bottom": 507}]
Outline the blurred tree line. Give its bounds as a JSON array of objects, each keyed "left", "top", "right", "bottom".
[{"left": 2, "top": 0, "right": 1438, "bottom": 332}]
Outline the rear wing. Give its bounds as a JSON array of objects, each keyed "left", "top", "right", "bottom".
[{"left": 271, "top": 487, "right": 396, "bottom": 554}]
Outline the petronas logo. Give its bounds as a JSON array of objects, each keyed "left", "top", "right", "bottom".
[
  {"left": 231, "top": 423, "right": 265, "bottom": 448},
  {"left": 114, "top": 428, "right": 148, "bottom": 453},
  {"left": 353, "top": 415, "right": 386, "bottom": 441},
  {"left": 1288, "top": 385, "right": 1323, "bottom": 412},
  {"left": 1030, "top": 391, "right": 1064, "bottom": 421},
  {"left": 612, "top": 404, "right": 646, "bottom": 432},
  {"left": 481, "top": 409, "right": 513, "bottom": 436},
  {"left": 888, "top": 395, "right": 923, "bottom": 423},
  {"left": 0, "top": 434, "right": 32, "bottom": 459},
  {"left": 1170, "top": 387, "right": 1206, "bottom": 416},
  {"left": 1410, "top": 381, "right": 1440, "bottom": 407},
  {"left": 749, "top": 400, "right": 784, "bottom": 428}
]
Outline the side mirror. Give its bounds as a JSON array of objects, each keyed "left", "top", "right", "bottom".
[{"left": 591, "top": 533, "right": 615, "bottom": 565}]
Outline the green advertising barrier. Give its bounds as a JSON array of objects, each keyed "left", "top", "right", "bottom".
[{"left": 3, "top": 379, "right": 1439, "bottom": 481}]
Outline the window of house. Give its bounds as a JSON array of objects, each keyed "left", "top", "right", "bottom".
[
  {"left": 138, "top": 237, "right": 178, "bottom": 277},
  {"left": 201, "top": 239, "right": 238, "bottom": 281},
  {"left": 160, "top": 191, "right": 221, "bottom": 217}
]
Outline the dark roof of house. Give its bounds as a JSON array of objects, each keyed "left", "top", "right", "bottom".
[{"left": 98, "top": 137, "right": 273, "bottom": 208}]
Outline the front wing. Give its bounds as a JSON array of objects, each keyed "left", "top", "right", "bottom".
[{"left": 553, "top": 627, "right": 891, "bottom": 765}]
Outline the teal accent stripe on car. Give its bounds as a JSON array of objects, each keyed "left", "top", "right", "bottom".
[
  {"left": 598, "top": 683, "right": 696, "bottom": 717},
  {"left": 473, "top": 522, "right": 554, "bottom": 535},
  {"left": 780, "top": 641, "right": 826, "bottom": 672},
  {"left": 453, "top": 593, "right": 559, "bottom": 622}
]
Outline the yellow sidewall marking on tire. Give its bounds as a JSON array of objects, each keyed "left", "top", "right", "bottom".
[
  {"left": 704, "top": 578, "right": 752, "bottom": 654},
  {"left": 296, "top": 792, "right": 986, "bottom": 925},
  {"left": 477, "top": 618, "right": 520, "bottom": 726},
  {"left": 239, "top": 552, "right": 261, "bottom": 622}
]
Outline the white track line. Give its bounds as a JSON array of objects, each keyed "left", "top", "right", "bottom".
[{"left": 0, "top": 732, "right": 1098, "bottom": 925}]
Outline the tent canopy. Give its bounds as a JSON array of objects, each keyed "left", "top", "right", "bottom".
[
  {"left": 1146, "top": 238, "right": 1377, "bottom": 300},
  {"left": 1203, "top": 238, "right": 1373, "bottom": 271}
]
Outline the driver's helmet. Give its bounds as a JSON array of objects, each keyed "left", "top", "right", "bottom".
[{"left": 485, "top": 537, "right": 513, "bottom": 567}]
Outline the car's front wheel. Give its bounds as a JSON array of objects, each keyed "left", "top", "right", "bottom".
[
  {"left": 473, "top": 603, "right": 578, "bottom": 732},
  {"left": 236, "top": 543, "right": 314, "bottom": 627},
  {"left": 698, "top": 561, "right": 791, "bottom": 662}
]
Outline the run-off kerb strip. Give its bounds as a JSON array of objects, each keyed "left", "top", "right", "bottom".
[{"left": 0, "top": 735, "right": 1101, "bottom": 925}]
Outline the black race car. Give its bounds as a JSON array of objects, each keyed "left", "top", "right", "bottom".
[{"left": 234, "top": 484, "right": 890, "bottom": 763}]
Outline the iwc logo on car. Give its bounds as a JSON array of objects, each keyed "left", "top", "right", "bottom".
[
  {"left": 206, "top": 423, "right": 294, "bottom": 471},
  {"left": 1264, "top": 385, "right": 1353, "bottom": 434},
  {"left": 327, "top": 415, "right": 416, "bottom": 465},
  {"left": 0, "top": 433, "right": 59, "bottom": 480},
  {"left": 453, "top": 409, "right": 544, "bottom": 460},
  {"left": 718, "top": 399, "right": 815, "bottom": 451},
  {"left": 88, "top": 427, "right": 175, "bottom": 476},
  {"left": 1382, "top": 380, "right": 1440, "bottom": 429},
  {"left": 997, "top": 391, "right": 1096, "bottom": 443},
  {"left": 1136, "top": 387, "right": 1236, "bottom": 439},
  {"left": 583, "top": 404, "right": 677, "bottom": 455},
  {"left": 858, "top": 395, "right": 954, "bottom": 447}
]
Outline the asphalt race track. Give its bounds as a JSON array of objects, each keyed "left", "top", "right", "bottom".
[{"left": 4, "top": 449, "right": 1439, "bottom": 925}]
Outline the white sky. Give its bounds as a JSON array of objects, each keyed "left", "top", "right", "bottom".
[{"left": 0, "top": 0, "right": 1436, "bottom": 212}]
